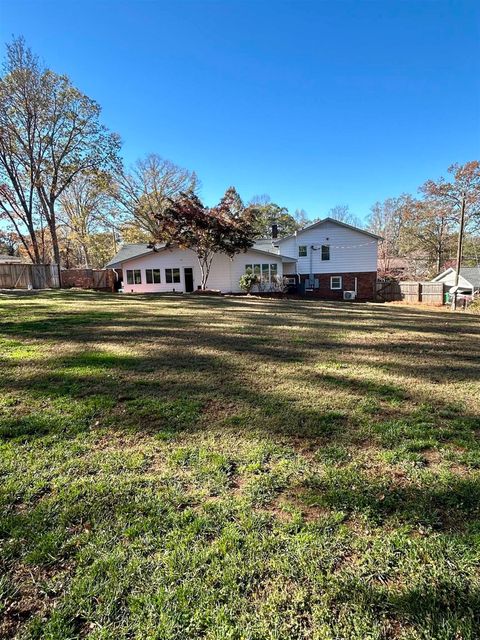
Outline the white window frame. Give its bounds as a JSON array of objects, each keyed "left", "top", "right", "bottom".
[
  {"left": 269, "top": 263, "right": 278, "bottom": 283},
  {"left": 330, "top": 276, "right": 342, "bottom": 290},
  {"left": 245, "top": 263, "right": 279, "bottom": 283}
]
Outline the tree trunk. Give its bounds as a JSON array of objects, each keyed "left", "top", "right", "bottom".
[
  {"left": 197, "top": 252, "right": 214, "bottom": 290},
  {"left": 30, "top": 230, "right": 42, "bottom": 264},
  {"left": 48, "top": 215, "right": 61, "bottom": 265},
  {"left": 44, "top": 201, "right": 61, "bottom": 265},
  {"left": 81, "top": 241, "right": 90, "bottom": 268},
  {"left": 436, "top": 246, "right": 442, "bottom": 274}
]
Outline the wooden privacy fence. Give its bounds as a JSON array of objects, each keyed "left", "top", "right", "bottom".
[
  {"left": 0, "top": 263, "right": 60, "bottom": 289},
  {"left": 376, "top": 281, "right": 444, "bottom": 305},
  {"left": 61, "top": 268, "right": 117, "bottom": 291}
]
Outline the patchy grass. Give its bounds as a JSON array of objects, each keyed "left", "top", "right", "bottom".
[{"left": 0, "top": 290, "right": 479, "bottom": 639}]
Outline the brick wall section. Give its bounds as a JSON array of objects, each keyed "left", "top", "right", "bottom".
[
  {"left": 300, "top": 271, "right": 377, "bottom": 301},
  {"left": 61, "top": 269, "right": 116, "bottom": 291},
  {"left": 61, "top": 269, "right": 94, "bottom": 289}
]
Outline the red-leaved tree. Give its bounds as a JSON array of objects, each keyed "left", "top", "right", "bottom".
[{"left": 159, "top": 187, "right": 257, "bottom": 290}]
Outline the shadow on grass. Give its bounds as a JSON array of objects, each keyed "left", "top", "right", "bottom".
[{"left": 2, "top": 292, "right": 480, "bottom": 639}]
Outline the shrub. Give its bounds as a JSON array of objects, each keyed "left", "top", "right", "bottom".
[
  {"left": 239, "top": 271, "right": 258, "bottom": 294},
  {"left": 468, "top": 297, "right": 480, "bottom": 314}
]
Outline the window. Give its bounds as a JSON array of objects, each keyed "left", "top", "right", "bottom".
[
  {"left": 165, "top": 268, "right": 180, "bottom": 284},
  {"left": 146, "top": 269, "right": 161, "bottom": 284},
  {"left": 298, "top": 245, "right": 307, "bottom": 257},
  {"left": 126, "top": 269, "right": 141, "bottom": 285},
  {"left": 330, "top": 276, "right": 342, "bottom": 290},
  {"left": 245, "top": 263, "right": 279, "bottom": 283},
  {"left": 270, "top": 263, "right": 278, "bottom": 282},
  {"left": 321, "top": 245, "right": 330, "bottom": 261}
]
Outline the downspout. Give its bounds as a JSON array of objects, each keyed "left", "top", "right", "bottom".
[
  {"left": 294, "top": 230, "right": 300, "bottom": 281},
  {"left": 310, "top": 245, "right": 319, "bottom": 286}
]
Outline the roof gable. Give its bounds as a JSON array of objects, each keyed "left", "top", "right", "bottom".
[
  {"left": 105, "top": 244, "right": 160, "bottom": 268},
  {"left": 432, "top": 267, "right": 480, "bottom": 288},
  {"left": 275, "top": 217, "right": 381, "bottom": 243}
]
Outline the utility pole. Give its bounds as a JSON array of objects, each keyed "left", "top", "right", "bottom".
[{"left": 451, "top": 193, "right": 466, "bottom": 311}]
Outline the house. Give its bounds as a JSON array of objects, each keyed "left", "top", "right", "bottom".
[
  {"left": 377, "top": 255, "right": 429, "bottom": 281},
  {"left": 106, "top": 218, "right": 380, "bottom": 298},
  {"left": 105, "top": 243, "right": 297, "bottom": 294},
  {"left": 432, "top": 267, "right": 480, "bottom": 297},
  {"left": 260, "top": 217, "right": 380, "bottom": 301}
]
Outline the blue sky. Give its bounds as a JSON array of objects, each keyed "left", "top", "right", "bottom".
[{"left": 1, "top": 0, "right": 479, "bottom": 222}]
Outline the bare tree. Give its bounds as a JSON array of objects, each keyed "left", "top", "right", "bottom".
[
  {"left": 113, "top": 154, "right": 198, "bottom": 240},
  {"left": 401, "top": 197, "right": 454, "bottom": 274},
  {"left": 328, "top": 204, "right": 361, "bottom": 228}
]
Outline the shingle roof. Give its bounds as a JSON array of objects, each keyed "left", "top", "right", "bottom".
[
  {"left": 105, "top": 244, "right": 160, "bottom": 268},
  {"left": 105, "top": 242, "right": 296, "bottom": 268},
  {"left": 459, "top": 267, "right": 480, "bottom": 288},
  {"left": 433, "top": 266, "right": 480, "bottom": 289}
]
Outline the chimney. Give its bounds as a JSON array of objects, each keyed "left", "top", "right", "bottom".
[{"left": 271, "top": 223, "right": 278, "bottom": 239}]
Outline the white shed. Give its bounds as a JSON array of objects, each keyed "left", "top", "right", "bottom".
[{"left": 432, "top": 267, "right": 480, "bottom": 296}]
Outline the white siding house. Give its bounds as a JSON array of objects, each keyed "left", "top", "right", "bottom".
[
  {"left": 106, "top": 244, "right": 296, "bottom": 294},
  {"left": 432, "top": 267, "right": 480, "bottom": 296},
  {"left": 106, "top": 219, "right": 379, "bottom": 299},
  {"left": 257, "top": 218, "right": 380, "bottom": 300}
]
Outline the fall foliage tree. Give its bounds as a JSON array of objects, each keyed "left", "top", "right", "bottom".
[
  {"left": 400, "top": 197, "right": 455, "bottom": 274},
  {"left": 421, "top": 161, "right": 480, "bottom": 232},
  {"left": 0, "top": 37, "right": 120, "bottom": 265},
  {"left": 58, "top": 172, "right": 117, "bottom": 268},
  {"left": 162, "top": 187, "right": 257, "bottom": 289},
  {"left": 0, "top": 229, "right": 20, "bottom": 256}
]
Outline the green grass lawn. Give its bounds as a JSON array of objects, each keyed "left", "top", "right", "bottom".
[{"left": 1, "top": 291, "right": 479, "bottom": 640}]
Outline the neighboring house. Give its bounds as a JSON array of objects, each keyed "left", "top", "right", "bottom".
[
  {"left": 377, "top": 255, "right": 429, "bottom": 281},
  {"left": 260, "top": 217, "right": 380, "bottom": 300},
  {"left": 432, "top": 267, "right": 480, "bottom": 297},
  {"left": 106, "top": 243, "right": 297, "bottom": 294}
]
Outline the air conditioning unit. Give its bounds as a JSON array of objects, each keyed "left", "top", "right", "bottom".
[{"left": 343, "top": 291, "right": 356, "bottom": 300}]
